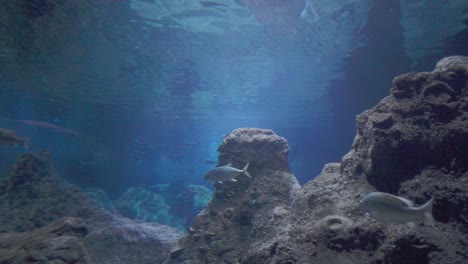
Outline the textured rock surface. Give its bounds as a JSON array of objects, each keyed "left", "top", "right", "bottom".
[
  {"left": 166, "top": 57, "right": 468, "bottom": 264},
  {"left": 168, "top": 128, "right": 301, "bottom": 263},
  {"left": 85, "top": 184, "right": 213, "bottom": 231},
  {"left": 0, "top": 152, "right": 184, "bottom": 264},
  {"left": 116, "top": 186, "right": 176, "bottom": 227},
  {"left": 0, "top": 217, "right": 88, "bottom": 264},
  {"left": 218, "top": 128, "right": 291, "bottom": 171}
]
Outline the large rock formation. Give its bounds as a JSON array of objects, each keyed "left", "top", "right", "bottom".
[
  {"left": 166, "top": 56, "right": 468, "bottom": 264},
  {"left": 0, "top": 152, "right": 184, "bottom": 264},
  {"left": 168, "top": 128, "right": 301, "bottom": 263}
]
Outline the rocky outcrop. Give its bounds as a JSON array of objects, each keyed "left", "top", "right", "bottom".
[
  {"left": 0, "top": 152, "right": 184, "bottom": 264},
  {"left": 217, "top": 128, "right": 291, "bottom": 171},
  {"left": 343, "top": 55, "right": 468, "bottom": 228},
  {"left": 344, "top": 56, "right": 468, "bottom": 194},
  {"left": 166, "top": 56, "right": 468, "bottom": 264},
  {"left": 168, "top": 128, "right": 301, "bottom": 263}
]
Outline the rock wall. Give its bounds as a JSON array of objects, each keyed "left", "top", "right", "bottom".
[
  {"left": 166, "top": 56, "right": 468, "bottom": 264},
  {"left": 0, "top": 152, "right": 184, "bottom": 264}
]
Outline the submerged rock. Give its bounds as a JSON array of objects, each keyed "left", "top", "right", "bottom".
[
  {"left": 84, "top": 183, "right": 213, "bottom": 231},
  {"left": 83, "top": 187, "right": 116, "bottom": 212},
  {"left": 166, "top": 57, "right": 468, "bottom": 264},
  {"left": 114, "top": 184, "right": 213, "bottom": 231},
  {"left": 116, "top": 186, "right": 176, "bottom": 227},
  {"left": 167, "top": 128, "right": 301, "bottom": 263},
  {"left": 218, "top": 128, "right": 290, "bottom": 171},
  {"left": 0, "top": 152, "right": 184, "bottom": 264},
  {"left": 349, "top": 56, "right": 468, "bottom": 193},
  {"left": 0, "top": 217, "right": 88, "bottom": 264}
]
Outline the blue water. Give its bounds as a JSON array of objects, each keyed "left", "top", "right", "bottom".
[{"left": 0, "top": 0, "right": 467, "bottom": 202}]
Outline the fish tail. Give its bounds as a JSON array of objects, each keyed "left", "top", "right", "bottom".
[
  {"left": 420, "top": 198, "right": 435, "bottom": 225},
  {"left": 242, "top": 163, "right": 252, "bottom": 178}
]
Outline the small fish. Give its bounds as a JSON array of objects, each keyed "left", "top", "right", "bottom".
[
  {"left": 359, "top": 192, "right": 435, "bottom": 227},
  {"left": 0, "top": 128, "right": 30, "bottom": 149},
  {"left": 204, "top": 163, "right": 251, "bottom": 183}
]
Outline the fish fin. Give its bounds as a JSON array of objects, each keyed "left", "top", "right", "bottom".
[
  {"left": 424, "top": 212, "right": 435, "bottom": 226},
  {"left": 419, "top": 198, "right": 435, "bottom": 225},
  {"left": 397, "top": 197, "right": 414, "bottom": 207},
  {"left": 242, "top": 163, "right": 252, "bottom": 178},
  {"left": 226, "top": 163, "right": 232, "bottom": 167}
]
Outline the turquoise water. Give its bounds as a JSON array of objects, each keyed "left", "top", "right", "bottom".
[{"left": 0, "top": 0, "right": 467, "bottom": 228}]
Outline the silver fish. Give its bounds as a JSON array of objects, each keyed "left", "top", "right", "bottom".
[
  {"left": 359, "top": 192, "right": 435, "bottom": 227},
  {"left": 203, "top": 163, "right": 251, "bottom": 183},
  {"left": 0, "top": 128, "right": 29, "bottom": 149}
]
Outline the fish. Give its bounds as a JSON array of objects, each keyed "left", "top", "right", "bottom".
[
  {"left": 0, "top": 128, "right": 30, "bottom": 149},
  {"left": 0, "top": 117, "right": 79, "bottom": 136},
  {"left": 359, "top": 192, "right": 435, "bottom": 227},
  {"left": 203, "top": 163, "right": 251, "bottom": 183}
]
